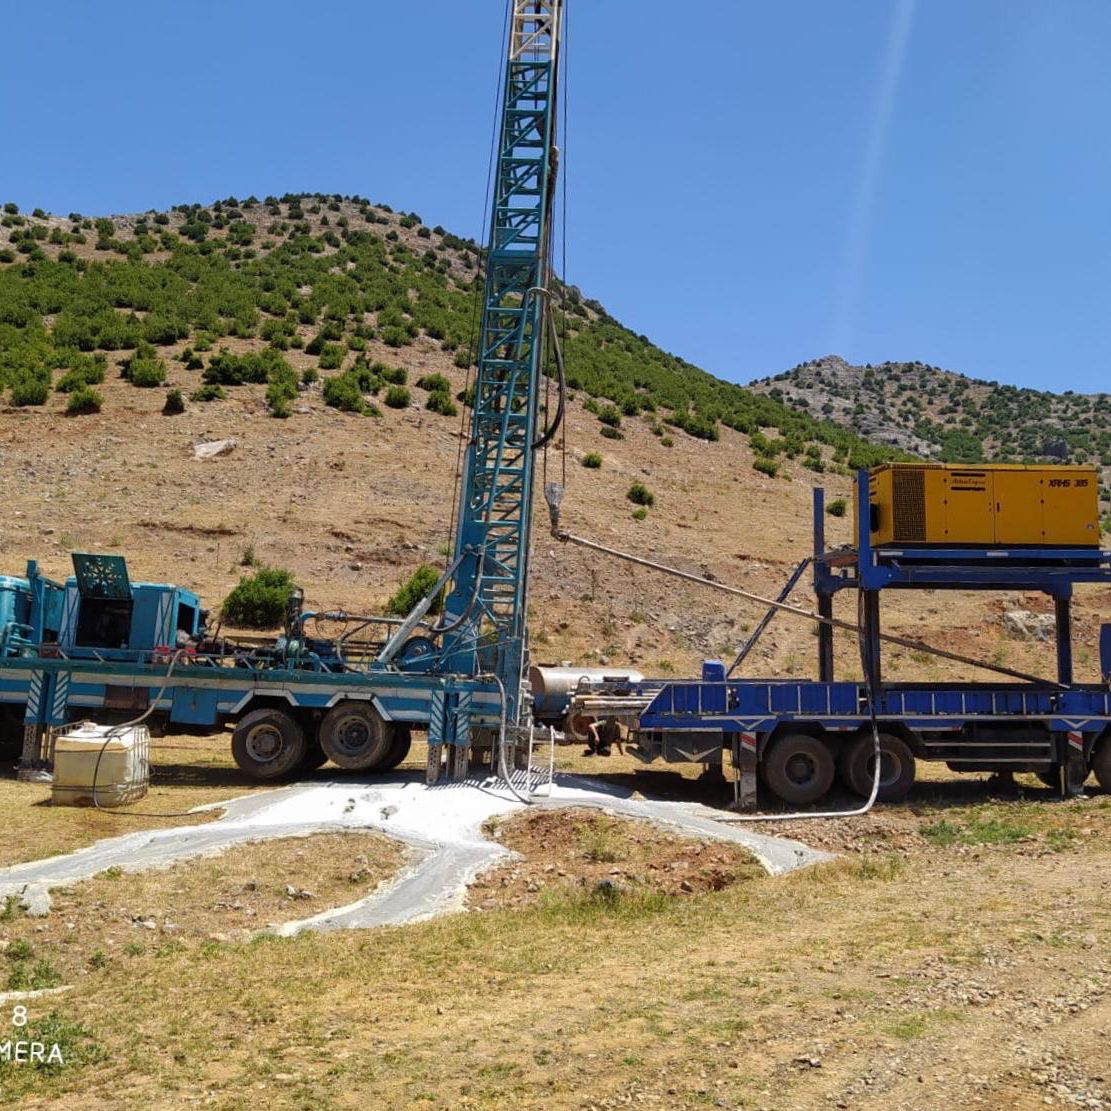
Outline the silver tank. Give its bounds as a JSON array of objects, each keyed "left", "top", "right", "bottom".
[{"left": 528, "top": 665, "right": 644, "bottom": 720}]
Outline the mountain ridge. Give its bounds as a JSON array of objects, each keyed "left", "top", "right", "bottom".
[{"left": 749, "top": 354, "right": 1111, "bottom": 525}]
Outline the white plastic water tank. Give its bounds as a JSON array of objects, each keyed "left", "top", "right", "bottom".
[{"left": 51, "top": 722, "right": 150, "bottom": 807}]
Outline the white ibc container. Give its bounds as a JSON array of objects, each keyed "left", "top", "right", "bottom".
[{"left": 51, "top": 722, "right": 150, "bottom": 807}]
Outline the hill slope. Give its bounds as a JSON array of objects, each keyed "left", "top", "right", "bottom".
[
  {"left": 0, "top": 194, "right": 895, "bottom": 474},
  {"left": 0, "top": 196, "right": 1107, "bottom": 687},
  {"left": 749, "top": 355, "right": 1111, "bottom": 523}
]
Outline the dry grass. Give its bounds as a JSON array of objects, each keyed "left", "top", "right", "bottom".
[
  {"left": 0, "top": 734, "right": 278, "bottom": 868},
  {"left": 0, "top": 830, "right": 404, "bottom": 990},
  {"left": 3, "top": 779, "right": 1111, "bottom": 1108}
]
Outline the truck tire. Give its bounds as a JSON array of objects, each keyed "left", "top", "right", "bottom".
[
  {"left": 1092, "top": 735, "right": 1111, "bottom": 792},
  {"left": 319, "top": 701, "right": 391, "bottom": 770},
  {"left": 562, "top": 711, "right": 592, "bottom": 744},
  {"left": 762, "top": 734, "right": 834, "bottom": 806},
  {"left": 0, "top": 705, "right": 23, "bottom": 754},
  {"left": 232, "top": 708, "right": 306, "bottom": 780},
  {"left": 378, "top": 725, "right": 412, "bottom": 771},
  {"left": 841, "top": 732, "right": 915, "bottom": 802}
]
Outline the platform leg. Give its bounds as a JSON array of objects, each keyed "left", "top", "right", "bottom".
[
  {"left": 1055, "top": 596, "right": 1074, "bottom": 687},
  {"left": 450, "top": 742, "right": 470, "bottom": 780},
  {"left": 426, "top": 743, "right": 443, "bottom": 786},
  {"left": 817, "top": 593, "right": 834, "bottom": 682},
  {"left": 728, "top": 732, "right": 758, "bottom": 812},
  {"left": 1065, "top": 731, "right": 1087, "bottom": 796}
]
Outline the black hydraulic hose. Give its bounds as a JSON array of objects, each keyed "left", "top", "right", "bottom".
[
  {"left": 532, "top": 305, "right": 566, "bottom": 451},
  {"left": 429, "top": 551, "right": 486, "bottom": 638}
]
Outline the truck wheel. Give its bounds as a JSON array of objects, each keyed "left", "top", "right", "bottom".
[
  {"left": 842, "top": 732, "right": 915, "bottom": 802},
  {"left": 232, "top": 708, "right": 306, "bottom": 780},
  {"left": 378, "top": 725, "right": 412, "bottom": 771},
  {"left": 1092, "top": 735, "right": 1111, "bottom": 792},
  {"left": 319, "top": 701, "right": 390, "bottom": 770},
  {"left": 0, "top": 705, "right": 23, "bottom": 753},
  {"left": 562, "top": 711, "right": 592, "bottom": 744},
  {"left": 762, "top": 734, "right": 834, "bottom": 806}
]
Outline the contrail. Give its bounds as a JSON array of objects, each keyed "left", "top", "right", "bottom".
[{"left": 831, "top": 0, "right": 917, "bottom": 355}]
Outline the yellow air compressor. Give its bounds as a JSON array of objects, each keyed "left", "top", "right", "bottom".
[{"left": 859, "top": 463, "right": 1100, "bottom": 548}]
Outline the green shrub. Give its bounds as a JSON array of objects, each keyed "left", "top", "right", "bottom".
[
  {"left": 386, "top": 564, "right": 443, "bottom": 616},
  {"left": 0, "top": 249, "right": 14, "bottom": 263},
  {"left": 203, "top": 348, "right": 290, "bottom": 386},
  {"left": 190, "top": 384, "right": 225, "bottom": 402},
  {"left": 162, "top": 388, "right": 185, "bottom": 415},
  {"left": 826, "top": 497, "right": 848, "bottom": 517},
  {"left": 453, "top": 348, "right": 473, "bottom": 368},
  {"left": 385, "top": 385, "right": 410, "bottom": 409},
  {"left": 301, "top": 367, "right": 318, "bottom": 385},
  {"left": 581, "top": 452, "right": 602, "bottom": 469},
  {"left": 322, "top": 374, "right": 366, "bottom": 413},
  {"left": 381, "top": 326, "right": 409, "bottom": 348},
  {"left": 123, "top": 348, "right": 167, "bottom": 388},
  {"left": 598, "top": 404, "right": 621, "bottom": 428},
  {"left": 753, "top": 457, "right": 779, "bottom": 478},
  {"left": 631, "top": 507, "right": 648, "bottom": 521},
  {"left": 318, "top": 343, "right": 344, "bottom": 370},
  {"left": 66, "top": 386, "right": 102, "bottom": 415},
  {"left": 10, "top": 376, "right": 50, "bottom": 406},
  {"left": 660, "top": 435, "right": 674, "bottom": 447},
  {"left": 425, "top": 390, "right": 457, "bottom": 416},
  {"left": 54, "top": 353, "right": 106, "bottom": 393},
  {"left": 627, "top": 481, "right": 654, "bottom": 507},
  {"left": 379, "top": 365, "right": 407, "bottom": 385},
  {"left": 416, "top": 373, "right": 451, "bottom": 393},
  {"left": 221, "top": 566, "right": 297, "bottom": 628},
  {"left": 600, "top": 426, "right": 623, "bottom": 440}
]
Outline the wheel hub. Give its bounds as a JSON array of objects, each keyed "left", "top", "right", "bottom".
[
  {"left": 785, "top": 754, "right": 816, "bottom": 786},
  {"left": 245, "top": 724, "right": 282, "bottom": 762},
  {"left": 335, "top": 716, "right": 371, "bottom": 756}
]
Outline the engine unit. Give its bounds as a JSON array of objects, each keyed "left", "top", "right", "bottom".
[{"left": 860, "top": 463, "right": 1100, "bottom": 548}]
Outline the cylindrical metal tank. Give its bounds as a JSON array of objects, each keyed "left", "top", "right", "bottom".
[{"left": 528, "top": 665, "right": 644, "bottom": 721}]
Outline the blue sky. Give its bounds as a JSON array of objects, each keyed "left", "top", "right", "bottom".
[{"left": 3, "top": 1, "right": 1109, "bottom": 393}]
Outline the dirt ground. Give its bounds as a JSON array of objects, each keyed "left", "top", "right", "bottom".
[
  {"left": 0, "top": 829, "right": 402, "bottom": 988},
  {"left": 0, "top": 751, "right": 1109, "bottom": 1109},
  {"left": 469, "top": 808, "right": 762, "bottom": 909}
]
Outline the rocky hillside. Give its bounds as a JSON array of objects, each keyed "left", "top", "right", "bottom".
[
  {"left": 749, "top": 355, "right": 1111, "bottom": 525},
  {"left": 0, "top": 195, "right": 895, "bottom": 477},
  {"left": 0, "top": 196, "right": 1107, "bottom": 686}
]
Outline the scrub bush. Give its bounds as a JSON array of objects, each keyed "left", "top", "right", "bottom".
[
  {"left": 66, "top": 386, "right": 102, "bottom": 415},
  {"left": 221, "top": 566, "right": 297, "bottom": 628}
]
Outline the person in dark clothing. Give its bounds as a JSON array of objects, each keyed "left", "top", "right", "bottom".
[{"left": 583, "top": 715, "right": 622, "bottom": 757}]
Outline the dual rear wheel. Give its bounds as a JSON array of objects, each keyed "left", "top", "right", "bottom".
[
  {"left": 231, "top": 702, "right": 411, "bottom": 780},
  {"left": 760, "top": 731, "right": 915, "bottom": 806}
]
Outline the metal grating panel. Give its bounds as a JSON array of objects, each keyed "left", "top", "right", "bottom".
[
  {"left": 71, "top": 553, "right": 131, "bottom": 600},
  {"left": 891, "top": 468, "right": 927, "bottom": 542}
]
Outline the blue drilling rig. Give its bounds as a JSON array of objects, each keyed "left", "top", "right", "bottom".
[{"left": 0, "top": 0, "right": 568, "bottom": 786}]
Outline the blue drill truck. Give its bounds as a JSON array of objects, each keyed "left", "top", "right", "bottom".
[{"left": 0, "top": 554, "right": 504, "bottom": 781}]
